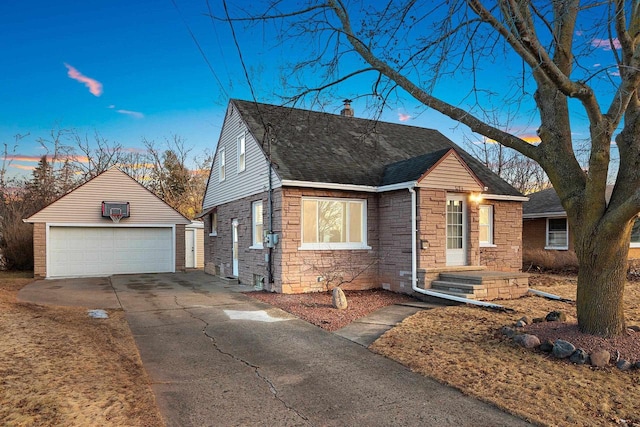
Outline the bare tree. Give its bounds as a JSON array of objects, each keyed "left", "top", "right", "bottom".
[
  {"left": 221, "top": 1, "right": 640, "bottom": 336},
  {"left": 464, "top": 133, "right": 550, "bottom": 194}
]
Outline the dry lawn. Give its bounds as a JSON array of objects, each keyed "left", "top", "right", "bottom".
[
  {"left": 0, "top": 272, "right": 163, "bottom": 427},
  {"left": 371, "top": 275, "right": 640, "bottom": 427}
]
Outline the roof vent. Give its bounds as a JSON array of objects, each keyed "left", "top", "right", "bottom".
[{"left": 340, "top": 99, "right": 354, "bottom": 117}]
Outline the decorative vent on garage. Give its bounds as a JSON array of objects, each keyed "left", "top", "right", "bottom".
[{"left": 102, "top": 201, "right": 130, "bottom": 223}]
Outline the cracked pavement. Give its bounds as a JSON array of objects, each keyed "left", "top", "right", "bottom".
[{"left": 75, "top": 272, "right": 531, "bottom": 426}]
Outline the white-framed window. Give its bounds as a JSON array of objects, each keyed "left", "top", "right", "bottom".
[
  {"left": 219, "top": 148, "right": 226, "bottom": 182},
  {"left": 208, "top": 211, "right": 218, "bottom": 236},
  {"left": 300, "top": 197, "right": 370, "bottom": 250},
  {"left": 237, "top": 133, "right": 246, "bottom": 173},
  {"left": 631, "top": 218, "right": 640, "bottom": 248},
  {"left": 251, "top": 200, "right": 263, "bottom": 248},
  {"left": 546, "top": 217, "right": 568, "bottom": 250},
  {"left": 479, "top": 205, "right": 494, "bottom": 247}
]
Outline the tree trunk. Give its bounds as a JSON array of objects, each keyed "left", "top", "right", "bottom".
[{"left": 575, "top": 225, "right": 630, "bottom": 337}]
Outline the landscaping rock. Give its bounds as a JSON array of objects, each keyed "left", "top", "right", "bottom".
[
  {"left": 552, "top": 339, "right": 576, "bottom": 358},
  {"left": 514, "top": 334, "right": 540, "bottom": 349},
  {"left": 635, "top": 361, "right": 640, "bottom": 370},
  {"left": 628, "top": 325, "right": 640, "bottom": 332},
  {"left": 516, "top": 316, "right": 531, "bottom": 326},
  {"left": 590, "top": 350, "right": 611, "bottom": 367},
  {"left": 500, "top": 326, "right": 517, "bottom": 338},
  {"left": 532, "top": 317, "right": 545, "bottom": 324},
  {"left": 616, "top": 359, "right": 633, "bottom": 371},
  {"left": 332, "top": 287, "right": 348, "bottom": 310},
  {"left": 545, "top": 311, "right": 567, "bottom": 322},
  {"left": 569, "top": 349, "right": 589, "bottom": 365},
  {"left": 539, "top": 339, "right": 554, "bottom": 353},
  {"left": 515, "top": 320, "right": 527, "bottom": 328}
]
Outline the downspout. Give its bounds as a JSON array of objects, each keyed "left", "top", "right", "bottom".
[{"left": 408, "top": 187, "right": 507, "bottom": 310}]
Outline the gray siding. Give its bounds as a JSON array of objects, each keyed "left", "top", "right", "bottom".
[{"left": 203, "top": 103, "right": 281, "bottom": 210}]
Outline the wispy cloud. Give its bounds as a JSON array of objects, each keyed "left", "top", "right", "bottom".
[
  {"left": 398, "top": 112, "right": 411, "bottom": 122},
  {"left": 2, "top": 154, "right": 90, "bottom": 163},
  {"left": 610, "top": 70, "right": 621, "bottom": 77},
  {"left": 11, "top": 164, "right": 36, "bottom": 171},
  {"left": 108, "top": 105, "right": 144, "bottom": 119},
  {"left": 591, "top": 38, "right": 621, "bottom": 50},
  {"left": 64, "top": 63, "right": 103, "bottom": 96},
  {"left": 116, "top": 109, "right": 144, "bottom": 119}
]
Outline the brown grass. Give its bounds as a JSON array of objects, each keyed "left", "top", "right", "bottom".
[
  {"left": 371, "top": 275, "right": 640, "bottom": 426},
  {"left": 0, "top": 272, "right": 163, "bottom": 426}
]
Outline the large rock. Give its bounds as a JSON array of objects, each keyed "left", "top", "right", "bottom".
[
  {"left": 500, "top": 326, "right": 517, "bottom": 338},
  {"left": 332, "top": 287, "right": 348, "bottom": 310},
  {"left": 514, "top": 334, "right": 540, "bottom": 349},
  {"left": 539, "top": 339, "right": 554, "bottom": 353},
  {"left": 569, "top": 349, "right": 589, "bottom": 365},
  {"left": 590, "top": 349, "right": 611, "bottom": 367},
  {"left": 616, "top": 359, "right": 633, "bottom": 371},
  {"left": 545, "top": 311, "right": 567, "bottom": 322},
  {"left": 552, "top": 339, "right": 576, "bottom": 358},
  {"left": 515, "top": 316, "right": 531, "bottom": 327}
]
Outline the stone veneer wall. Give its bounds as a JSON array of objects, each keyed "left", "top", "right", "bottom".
[
  {"left": 175, "top": 224, "right": 186, "bottom": 272},
  {"left": 377, "top": 190, "right": 413, "bottom": 294},
  {"left": 277, "top": 187, "right": 379, "bottom": 294},
  {"left": 33, "top": 223, "right": 45, "bottom": 279},
  {"left": 203, "top": 192, "right": 269, "bottom": 286},
  {"left": 479, "top": 200, "right": 523, "bottom": 272}
]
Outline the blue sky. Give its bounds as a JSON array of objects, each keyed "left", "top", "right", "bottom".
[{"left": 0, "top": 1, "right": 622, "bottom": 179}]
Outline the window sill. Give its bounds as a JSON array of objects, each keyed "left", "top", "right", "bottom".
[
  {"left": 545, "top": 246, "right": 568, "bottom": 251},
  {"left": 298, "top": 243, "right": 372, "bottom": 251},
  {"left": 249, "top": 245, "right": 264, "bottom": 250},
  {"left": 480, "top": 243, "right": 497, "bottom": 248},
  {"left": 208, "top": 232, "right": 218, "bottom": 237},
  {"left": 631, "top": 243, "right": 640, "bottom": 248}
]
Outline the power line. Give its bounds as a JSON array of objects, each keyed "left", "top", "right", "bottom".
[{"left": 170, "top": 0, "right": 229, "bottom": 99}]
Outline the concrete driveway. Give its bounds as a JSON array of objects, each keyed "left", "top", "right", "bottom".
[{"left": 19, "top": 272, "right": 531, "bottom": 426}]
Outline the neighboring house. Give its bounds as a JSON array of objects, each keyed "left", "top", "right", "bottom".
[
  {"left": 25, "top": 168, "right": 191, "bottom": 278},
  {"left": 200, "top": 99, "right": 529, "bottom": 299},
  {"left": 523, "top": 186, "right": 640, "bottom": 258},
  {"left": 185, "top": 221, "right": 205, "bottom": 269}
]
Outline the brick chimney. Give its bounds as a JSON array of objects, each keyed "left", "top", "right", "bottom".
[{"left": 340, "top": 99, "right": 354, "bottom": 117}]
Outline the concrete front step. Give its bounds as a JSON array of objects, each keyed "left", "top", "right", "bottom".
[
  {"left": 425, "top": 288, "right": 478, "bottom": 300},
  {"left": 431, "top": 280, "right": 487, "bottom": 299},
  {"left": 437, "top": 273, "right": 483, "bottom": 285}
]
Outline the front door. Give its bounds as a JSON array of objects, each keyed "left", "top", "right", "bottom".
[
  {"left": 446, "top": 195, "right": 467, "bottom": 266},
  {"left": 232, "top": 219, "right": 239, "bottom": 277}
]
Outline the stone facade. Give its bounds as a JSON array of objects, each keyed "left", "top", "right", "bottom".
[
  {"left": 479, "top": 200, "right": 523, "bottom": 271},
  {"left": 277, "top": 187, "right": 379, "bottom": 294},
  {"left": 204, "top": 186, "right": 526, "bottom": 296},
  {"left": 175, "top": 224, "right": 186, "bottom": 273},
  {"left": 33, "top": 223, "right": 46, "bottom": 279}
]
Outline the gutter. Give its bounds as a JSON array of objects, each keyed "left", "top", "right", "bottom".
[
  {"left": 407, "top": 187, "right": 508, "bottom": 311},
  {"left": 280, "top": 179, "right": 529, "bottom": 202}
]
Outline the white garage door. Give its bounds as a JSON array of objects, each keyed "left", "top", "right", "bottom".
[{"left": 48, "top": 227, "right": 174, "bottom": 277}]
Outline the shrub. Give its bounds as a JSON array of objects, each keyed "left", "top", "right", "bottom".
[
  {"left": 0, "top": 193, "right": 35, "bottom": 271},
  {"left": 522, "top": 248, "right": 578, "bottom": 274}
]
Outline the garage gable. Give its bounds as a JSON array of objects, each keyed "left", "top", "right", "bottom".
[{"left": 25, "top": 168, "right": 190, "bottom": 225}]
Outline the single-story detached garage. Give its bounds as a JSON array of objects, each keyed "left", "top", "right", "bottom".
[{"left": 25, "top": 168, "right": 191, "bottom": 279}]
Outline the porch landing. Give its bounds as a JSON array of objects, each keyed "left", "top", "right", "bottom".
[{"left": 426, "top": 270, "right": 529, "bottom": 301}]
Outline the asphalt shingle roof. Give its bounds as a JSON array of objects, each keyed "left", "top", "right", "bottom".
[
  {"left": 232, "top": 99, "right": 522, "bottom": 197},
  {"left": 522, "top": 188, "right": 564, "bottom": 216}
]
